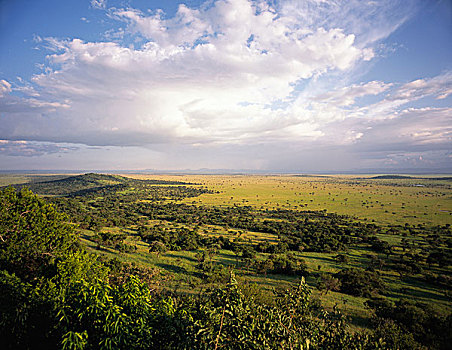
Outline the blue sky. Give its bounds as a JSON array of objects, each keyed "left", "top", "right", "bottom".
[{"left": 0, "top": 0, "right": 451, "bottom": 172}]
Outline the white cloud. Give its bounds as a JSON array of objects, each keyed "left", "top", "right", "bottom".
[
  {"left": 280, "top": 0, "right": 417, "bottom": 47},
  {"left": 0, "top": 140, "right": 78, "bottom": 157},
  {"left": 2, "top": 0, "right": 447, "bottom": 171},
  {"left": 311, "top": 81, "right": 391, "bottom": 107},
  {"left": 0, "top": 80, "right": 12, "bottom": 97},
  {"left": 320, "top": 106, "right": 452, "bottom": 154},
  {"left": 91, "top": 0, "right": 106, "bottom": 10},
  {"left": 2, "top": 0, "right": 382, "bottom": 146},
  {"left": 389, "top": 72, "right": 452, "bottom": 101}
]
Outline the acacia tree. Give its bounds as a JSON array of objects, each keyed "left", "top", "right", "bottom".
[
  {"left": 149, "top": 241, "right": 167, "bottom": 257},
  {"left": 317, "top": 273, "right": 341, "bottom": 295}
]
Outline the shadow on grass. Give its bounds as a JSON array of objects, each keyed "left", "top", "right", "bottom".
[
  {"left": 386, "top": 286, "right": 449, "bottom": 303},
  {"left": 249, "top": 272, "right": 299, "bottom": 285},
  {"left": 348, "top": 313, "right": 371, "bottom": 330},
  {"left": 164, "top": 252, "right": 197, "bottom": 263},
  {"left": 305, "top": 274, "right": 320, "bottom": 287},
  {"left": 155, "top": 263, "right": 188, "bottom": 274},
  {"left": 303, "top": 255, "right": 334, "bottom": 264},
  {"left": 82, "top": 240, "right": 113, "bottom": 254},
  {"left": 219, "top": 251, "right": 236, "bottom": 259},
  {"left": 154, "top": 262, "right": 204, "bottom": 280},
  {"left": 216, "top": 252, "right": 239, "bottom": 266}
]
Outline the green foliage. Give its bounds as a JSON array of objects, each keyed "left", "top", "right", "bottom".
[
  {"left": 61, "top": 331, "right": 88, "bottom": 350},
  {"left": 0, "top": 187, "right": 78, "bottom": 278},
  {"left": 8, "top": 173, "right": 197, "bottom": 197},
  {"left": 334, "top": 253, "right": 350, "bottom": 263},
  {"left": 94, "top": 232, "right": 127, "bottom": 247},
  {"left": 370, "top": 318, "right": 420, "bottom": 350},
  {"left": 140, "top": 225, "right": 200, "bottom": 251},
  {"left": 136, "top": 203, "right": 377, "bottom": 253},
  {"left": 184, "top": 274, "right": 384, "bottom": 350},
  {"left": 427, "top": 249, "right": 452, "bottom": 267},
  {"left": 187, "top": 273, "right": 317, "bottom": 349},
  {"left": 149, "top": 241, "right": 167, "bottom": 254},
  {"left": 235, "top": 244, "right": 257, "bottom": 259},
  {"left": 335, "top": 268, "right": 386, "bottom": 297},
  {"left": 1, "top": 179, "right": 451, "bottom": 349},
  {"left": 256, "top": 254, "right": 308, "bottom": 277},
  {"left": 317, "top": 273, "right": 342, "bottom": 295},
  {"left": 366, "top": 298, "right": 452, "bottom": 349},
  {"left": 370, "top": 237, "right": 393, "bottom": 255}
]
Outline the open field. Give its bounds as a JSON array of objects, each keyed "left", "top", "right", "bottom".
[
  {"left": 2, "top": 173, "right": 451, "bottom": 332},
  {"left": 3, "top": 173, "right": 450, "bottom": 228},
  {"left": 126, "top": 174, "right": 452, "bottom": 227},
  {"left": 78, "top": 221, "right": 451, "bottom": 331},
  {"left": 0, "top": 174, "right": 72, "bottom": 187}
]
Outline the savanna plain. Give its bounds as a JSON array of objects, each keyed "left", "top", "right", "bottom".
[{"left": 1, "top": 173, "right": 451, "bottom": 349}]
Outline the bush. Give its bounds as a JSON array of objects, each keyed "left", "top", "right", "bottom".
[
  {"left": 366, "top": 298, "right": 452, "bottom": 349},
  {"left": 335, "top": 268, "right": 385, "bottom": 297},
  {"left": 257, "top": 254, "right": 308, "bottom": 277},
  {"left": 317, "top": 273, "right": 341, "bottom": 295},
  {"left": 0, "top": 187, "right": 78, "bottom": 279},
  {"left": 149, "top": 241, "right": 167, "bottom": 255},
  {"left": 115, "top": 242, "right": 137, "bottom": 253}
]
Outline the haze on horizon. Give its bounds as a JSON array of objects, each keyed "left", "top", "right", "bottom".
[{"left": 0, "top": 0, "right": 451, "bottom": 173}]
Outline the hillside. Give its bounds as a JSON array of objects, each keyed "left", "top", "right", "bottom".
[
  {"left": 370, "top": 175, "right": 413, "bottom": 179},
  {"left": 6, "top": 173, "right": 193, "bottom": 197}
]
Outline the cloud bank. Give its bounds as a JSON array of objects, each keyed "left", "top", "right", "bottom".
[{"left": 0, "top": 0, "right": 450, "bottom": 171}]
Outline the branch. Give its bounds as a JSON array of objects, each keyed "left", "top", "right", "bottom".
[{"left": 214, "top": 306, "right": 226, "bottom": 350}]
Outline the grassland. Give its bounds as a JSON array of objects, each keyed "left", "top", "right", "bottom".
[
  {"left": 113, "top": 174, "right": 452, "bottom": 328},
  {"left": 126, "top": 174, "right": 452, "bottom": 227},
  {"left": 2, "top": 173, "right": 451, "bottom": 331},
  {"left": 0, "top": 174, "right": 72, "bottom": 187},
  {"left": 3, "top": 173, "right": 450, "bottom": 227}
]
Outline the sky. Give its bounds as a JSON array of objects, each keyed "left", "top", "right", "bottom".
[{"left": 0, "top": 0, "right": 451, "bottom": 172}]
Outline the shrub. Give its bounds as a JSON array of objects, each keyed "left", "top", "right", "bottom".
[
  {"left": 317, "top": 273, "right": 341, "bottom": 295},
  {"left": 335, "top": 268, "right": 385, "bottom": 297},
  {"left": 0, "top": 187, "right": 78, "bottom": 279},
  {"left": 257, "top": 254, "right": 308, "bottom": 277}
]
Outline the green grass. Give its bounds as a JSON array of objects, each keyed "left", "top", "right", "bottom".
[
  {"left": 80, "top": 221, "right": 452, "bottom": 330},
  {"left": 164, "top": 174, "right": 452, "bottom": 227},
  {"left": 3, "top": 173, "right": 451, "bottom": 227},
  {"left": 4, "top": 173, "right": 451, "bottom": 330},
  {"left": 0, "top": 175, "right": 33, "bottom": 186}
]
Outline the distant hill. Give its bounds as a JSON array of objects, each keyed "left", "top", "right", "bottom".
[
  {"left": 370, "top": 175, "right": 452, "bottom": 181},
  {"left": 370, "top": 175, "right": 413, "bottom": 179},
  {"left": 5, "top": 173, "right": 192, "bottom": 197}
]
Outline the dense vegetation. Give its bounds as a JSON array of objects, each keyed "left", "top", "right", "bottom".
[
  {"left": 1, "top": 173, "right": 451, "bottom": 349},
  {"left": 0, "top": 187, "right": 377, "bottom": 349}
]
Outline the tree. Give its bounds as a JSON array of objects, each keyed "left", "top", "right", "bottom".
[
  {"left": 335, "top": 268, "right": 385, "bottom": 297},
  {"left": 334, "top": 253, "right": 349, "bottom": 264},
  {"left": 149, "top": 241, "right": 167, "bottom": 257},
  {"left": 317, "top": 273, "right": 341, "bottom": 295},
  {"left": 0, "top": 187, "right": 78, "bottom": 279}
]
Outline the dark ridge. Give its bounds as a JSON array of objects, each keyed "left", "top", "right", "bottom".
[
  {"left": 27, "top": 175, "right": 71, "bottom": 183},
  {"left": 3, "top": 173, "right": 193, "bottom": 196},
  {"left": 370, "top": 175, "right": 452, "bottom": 181},
  {"left": 370, "top": 175, "right": 413, "bottom": 179},
  {"left": 66, "top": 184, "right": 128, "bottom": 197}
]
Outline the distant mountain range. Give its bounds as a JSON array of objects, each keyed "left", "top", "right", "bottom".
[
  {"left": 370, "top": 175, "right": 452, "bottom": 180},
  {"left": 1, "top": 167, "right": 451, "bottom": 175}
]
